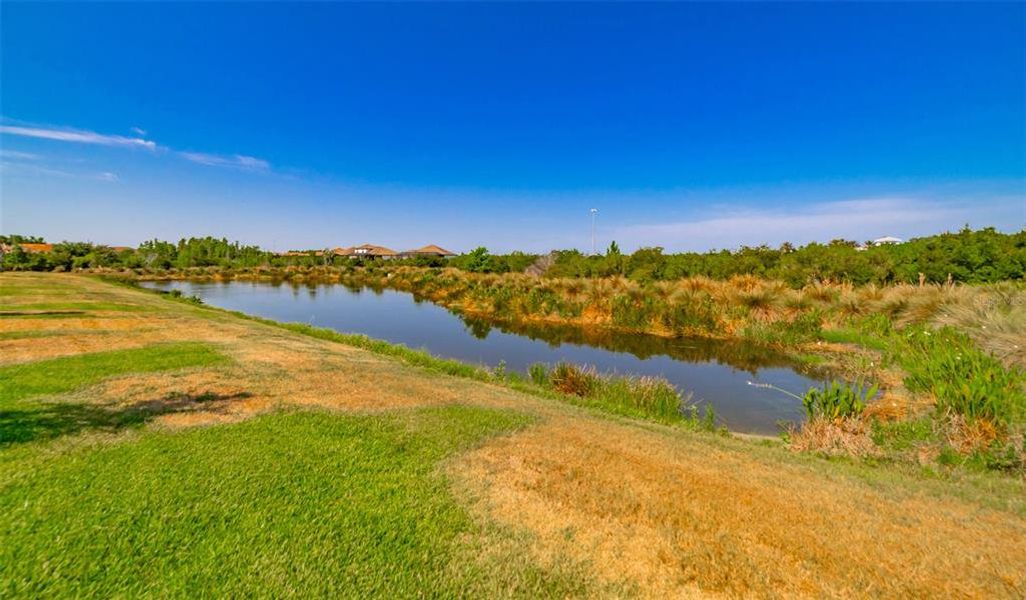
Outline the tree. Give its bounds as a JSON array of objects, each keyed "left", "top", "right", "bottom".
[{"left": 461, "top": 247, "right": 495, "bottom": 273}]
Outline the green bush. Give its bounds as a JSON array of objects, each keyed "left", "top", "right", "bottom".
[{"left": 801, "top": 380, "right": 877, "bottom": 420}]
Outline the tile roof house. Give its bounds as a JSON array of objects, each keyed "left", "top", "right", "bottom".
[
  {"left": 399, "top": 244, "right": 455, "bottom": 259},
  {"left": 341, "top": 244, "right": 399, "bottom": 259}
]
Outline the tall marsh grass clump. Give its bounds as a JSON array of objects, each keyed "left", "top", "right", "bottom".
[
  {"left": 596, "top": 374, "right": 686, "bottom": 421},
  {"left": 547, "top": 362, "right": 599, "bottom": 397},
  {"left": 931, "top": 282, "right": 1026, "bottom": 367},
  {"left": 528, "top": 362, "right": 716, "bottom": 428}
]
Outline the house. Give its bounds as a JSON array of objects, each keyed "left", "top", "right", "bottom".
[
  {"left": 340, "top": 244, "right": 399, "bottom": 259},
  {"left": 16, "top": 243, "right": 54, "bottom": 253},
  {"left": 398, "top": 244, "right": 455, "bottom": 259},
  {"left": 856, "top": 236, "right": 904, "bottom": 252}
]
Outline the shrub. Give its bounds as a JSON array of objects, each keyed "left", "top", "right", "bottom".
[{"left": 801, "top": 380, "right": 877, "bottom": 420}]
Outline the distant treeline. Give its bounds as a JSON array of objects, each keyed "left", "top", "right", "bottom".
[
  {"left": 543, "top": 227, "right": 1026, "bottom": 286},
  {"left": 2, "top": 227, "right": 1024, "bottom": 285},
  {"left": 0, "top": 237, "right": 274, "bottom": 272}
]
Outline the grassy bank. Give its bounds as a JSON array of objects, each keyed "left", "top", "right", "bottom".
[
  {"left": 120, "top": 266, "right": 1026, "bottom": 473},
  {"left": 2, "top": 273, "right": 1025, "bottom": 596},
  {"left": 150, "top": 294, "right": 722, "bottom": 432}
]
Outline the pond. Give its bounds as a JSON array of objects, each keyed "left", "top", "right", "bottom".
[{"left": 142, "top": 280, "right": 827, "bottom": 434}]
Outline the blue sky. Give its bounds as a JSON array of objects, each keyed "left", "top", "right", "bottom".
[{"left": 1, "top": 2, "right": 1023, "bottom": 252}]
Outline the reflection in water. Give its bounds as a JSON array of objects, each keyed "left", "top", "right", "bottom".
[
  {"left": 455, "top": 313, "right": 800, "bottom": 376},
  {"left": 141, "top": 280, "right": 826, "bottom": 435}
]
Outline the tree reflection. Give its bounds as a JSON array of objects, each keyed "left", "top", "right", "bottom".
[{"left": 457, "top": 313, "right": 799, "bottom": 375}]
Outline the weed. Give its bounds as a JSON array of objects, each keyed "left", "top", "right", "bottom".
[{"left": 528, "top": 363, "right": 549, "bottom": 386}]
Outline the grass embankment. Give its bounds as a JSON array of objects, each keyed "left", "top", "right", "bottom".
[
  {"left": 128, "top": 266, "right": 1026, "bottom": 472},
  {"left": 218, "top": 316, "right": 716, "bottom": 430},
  {"left": 332, "top": 270, "right": 1026, "bottom": 471},
  {"left": 128, "top": 281, "right": 716, "bottom": 429},
  {"left": 3, "top": 273, "right": 1026, "bottom": 597}
]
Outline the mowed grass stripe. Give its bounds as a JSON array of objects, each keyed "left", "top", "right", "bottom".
[
  {"left": 0, "top": 406, "right": 586, "bottom": 597},
  {"left": 0, "top": 342, "right": 228, "bottom": 404},
  {"left": 0, "top": 301, "right": 146, "bottom": 313}
]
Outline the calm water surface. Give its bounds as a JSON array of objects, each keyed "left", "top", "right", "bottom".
[{"left": 144, "top": 280, "right": 826, "bottom": 434}]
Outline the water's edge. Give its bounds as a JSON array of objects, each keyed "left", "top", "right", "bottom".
[{"left": 140, "top": 280, "right": 826, "bottom": 434}]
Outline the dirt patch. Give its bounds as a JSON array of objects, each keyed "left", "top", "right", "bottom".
[{"left": 454, "top": 418, "right": 1026, "bottom": 598}]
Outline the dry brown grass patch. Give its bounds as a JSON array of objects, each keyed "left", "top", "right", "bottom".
[
  {"left": 0, "top": 312, "right": 247, "bottom": 365},
  {"left": 862, "top": 390, "right": 917, "bottom": 422},
  {"left": 96, "top": 370, "right": 276, "bottom": 428},
  {"left": 788, "top": 416, "right": 881, "bottom": 457},
  {"left": 944, "top": 414, "right": 1003, "bottom": 455},
  {"left": 455, "top": 417, "right": 1026, "bottom": 598}
]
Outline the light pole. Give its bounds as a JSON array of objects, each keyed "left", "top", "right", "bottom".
[{"left": 590, "top": 208, "right": 598, "bottom": 255}]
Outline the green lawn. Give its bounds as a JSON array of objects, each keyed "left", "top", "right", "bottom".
[
  {"left": 0, "top": 406, "right": 586, "bottom": 597},
  {"left": 0, "top": 342, "right": 227, "bottom": 405},
  {"left": 0, "top": 343, "right": 230, "bottom": 447}
]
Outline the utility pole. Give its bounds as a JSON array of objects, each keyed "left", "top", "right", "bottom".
[{"left": 590, "top": 208, "right": 598, "bottom": 255}]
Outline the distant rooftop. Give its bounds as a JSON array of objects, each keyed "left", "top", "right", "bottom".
[{"left": 402, "top": 244, "right": 455, "bottom": 257}]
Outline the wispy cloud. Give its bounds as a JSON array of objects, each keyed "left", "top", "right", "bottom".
[
  {"left": 1, "top": 119, "right": 272, "bottom": 174},
  {"left": 179, "top": 151, "right": 270, "bottom": 172},
  {"left": 611, "top": 197, "right": 1025, "bottom": 252},
  {"left": 0, "top": 125, "right": 156, "bottom": 150},
  {"left": 0, "top": 161, "right": 75, "bottom": 178},
  {"left": 0, "top": 160, "right": 119, "bottom": 183},
  {"left": 0, "top": 149, "right": 41, "bottom": 160}
]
